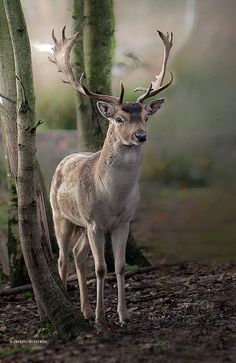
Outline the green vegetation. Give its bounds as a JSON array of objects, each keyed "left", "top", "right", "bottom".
[
  {"left": 138, "top": 185, "right": 236, "bottom": 263},
  {"left": 21, "top": 291, "right": 33, "bottom": 298},
  {"left": 36, "top": 87, "right": 76, "bottom": 130},
  {"left": 125, "top": 264, "right": 139, "bottom": 272},
  {"left": 36, "top": 322, "right": 54, "bottom": 338},
  {"left": 0, "top": 203, "right": 7, "bottom": 229}
]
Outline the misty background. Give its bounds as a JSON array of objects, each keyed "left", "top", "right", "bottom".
[{"left": 1, "top": 0, "right": 236, "bottom": 263}]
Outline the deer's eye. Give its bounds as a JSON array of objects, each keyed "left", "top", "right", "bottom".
[
  {"left": 115, "top": 116, "right": 124, "bottom": 124},
  {"left": 144, "top": 115, "right": 149, "bottom": 122}
]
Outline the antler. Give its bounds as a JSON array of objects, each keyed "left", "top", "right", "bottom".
[
  {"left": 49, "top": 26, "right": 124, "bottom": 104},
  {"left": 135, "top": 30, "right": 174, "bottom": 103}
]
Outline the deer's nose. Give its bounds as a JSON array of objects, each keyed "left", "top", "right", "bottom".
[{"left": 134, "top": 130, "right": 147, "bottom": 143}]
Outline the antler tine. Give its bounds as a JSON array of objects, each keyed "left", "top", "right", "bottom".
[
  {"left": 119, "top": 81, "right": 124, "bottom": 103},
  {"left": 52, "top": 29, "right": 58, "bottom": 46},
  {"left": 137, "top": 71, "right": 173, "bottom": 103},
  {"left": 62, "top": 25, "right": 66, "bottom": 40},
  {"left": 136, "top": 83, "right": 152, "bottom": 103},
  {"left": 50, "top": 26, "right": 122, "bottom": 104},
  {"left": 79, "top": 73, "right": 120, "bottom": 104},
  {"left": 136, "top": 30, "right": 174, "bottom": 103},
  {"left": 154, "top": 30, "right": 173, "bottom": 88}
]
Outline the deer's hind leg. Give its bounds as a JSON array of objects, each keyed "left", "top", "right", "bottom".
[
  {"left": 73, "top": 228, "right": 94, "bottom": 320},
  {"left": 53, "top": 214, "right": 75, "bottom": 289}
]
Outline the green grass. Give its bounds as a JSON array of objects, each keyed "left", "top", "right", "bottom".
[
  {"left": 36, "top": 322, "right": 54, "bottom": 338},
  {"left": 21, "top": 291, "right": 33, "bottom": 298}
]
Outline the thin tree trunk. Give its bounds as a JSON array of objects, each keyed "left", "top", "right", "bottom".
[
  {"left": 0, "top": 0, "right": 29, "bottom": 286},
  {"left": 0, "top": 0, "right": 58, "bottom": 287},
  {"left": 3, "top": 0, "right": 90, "bottom": 337},
  {"left": 72, "top": 0, "right": 98, "bottom": 151},
  {"left": 37, "top": 161, "right": 58, "bottom": 254},
  {"left": 83, "top": 0, "right": 114, "bottom": 143}
]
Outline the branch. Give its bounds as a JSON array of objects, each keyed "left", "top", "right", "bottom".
[
  {"left": 0, "top": 92, "right": 16, "bottom": 104},
  {"left": 29, "top": 119, "right": 44, "bottom": 133},
  {"left": 0, "top": 283, "right": 32, "bottom": 296},
  {"left": 0, "top": 266, "right": 159, "bottom": 296}
]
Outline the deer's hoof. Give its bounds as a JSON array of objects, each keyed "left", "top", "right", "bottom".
[
  {"left": 83, "top": 307, "right": 95, "bottom": 321},
  {"left": 119, "top": 318, "right": 130, "bottom": 327}
]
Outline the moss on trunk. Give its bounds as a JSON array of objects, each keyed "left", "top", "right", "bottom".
[{"left": 72, "top": 0, "right": 114, "bottom": 151}]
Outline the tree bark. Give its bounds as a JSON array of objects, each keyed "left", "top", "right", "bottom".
[
  {"left": 83, "top": 0, "right": 114, "bottom": 143},
  {"left": 72, "top": 0, "right": 114, "bottom": 151},
  {"left": 37, "top": 161, "right": 58, "bottom": 254},
  {"left": 3, "top": 0, "right": 90, "bottom": 337},
  {"left": 0, "top": 0, "right": 30, "bottom": 286}
]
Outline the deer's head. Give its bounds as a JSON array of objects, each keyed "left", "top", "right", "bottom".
[
  {"left": 49, "top": 27, "right": 173, "bottom": 146},
  {"left": 96, "top": 99, "right": 165, "bottom": 146}
]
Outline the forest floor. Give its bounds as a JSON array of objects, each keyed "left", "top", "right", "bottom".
[
  {"left": 1, "top": 132, "right": 236, "bottom": 362},
  {"left": 0, "top": 261, "right": 236, "bottom": 363}
]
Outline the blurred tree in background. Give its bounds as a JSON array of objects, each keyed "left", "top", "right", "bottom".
[{"left": 72, "top": 0, "right": 114, "bottom": 151}]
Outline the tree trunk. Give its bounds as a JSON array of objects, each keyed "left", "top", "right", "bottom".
[
  {"left": 72, "top": 0, "right": 150, "bottom": 271},
  {"left": 0, "top": 0, "right": 29, "bottom": 286},
  {"left": 0, "top": 0, "right": 58, "bottom": 287},
  {"left": 83, "top": 0, "right": 114, "bottom": 143},
  {"left": 37, "top": 161, "right": 58, "bottom": 254},
  {"left": 3, "top": 0, "right": 90, "bottom": 337},
  {"left": 72, "top": 0, "right": 114, "bottom": 151}
]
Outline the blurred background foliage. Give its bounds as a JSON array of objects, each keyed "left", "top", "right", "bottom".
[
  {"left": 1, "top": 0, "right": 236, "bottom": 263},
  {"left": 18, "top": 0, "right": 236, "bottom": 187}
]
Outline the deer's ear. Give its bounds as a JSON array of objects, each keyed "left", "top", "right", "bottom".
[
  {"left": 97, "top": 101, "right": 115, "bottom": 118},
  {"left": 145, "top": 98, "right": 166, "bottom": 116}
]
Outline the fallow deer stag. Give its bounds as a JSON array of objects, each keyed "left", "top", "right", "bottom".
[{"left": 49, "top": 26, "right": 173, "bottom": 325}]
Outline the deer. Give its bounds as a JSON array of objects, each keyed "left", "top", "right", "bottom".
[{"left": 49, "top": 26, "right": 173, "bottom": 325}]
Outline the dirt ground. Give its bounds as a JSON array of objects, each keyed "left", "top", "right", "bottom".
[
  {"left": 1, "top": 132, "right": 236, "bottom": 362},
  {"left": 1, "top": 261, "right": 236, "bottom": 363}
]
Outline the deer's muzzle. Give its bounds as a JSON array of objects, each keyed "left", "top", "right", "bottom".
[{"left": 134, "top": 130, "right": 147, "bottom": 143}]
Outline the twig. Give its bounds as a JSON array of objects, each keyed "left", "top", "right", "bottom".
[
  {"left": 29, "top": 120, "right": 44, "bottom": 133},
  {"left": 0, "top": 92, "right": 16, "bottom": 104}
]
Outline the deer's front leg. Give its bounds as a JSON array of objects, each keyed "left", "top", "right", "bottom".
[
  {"left": 87, "top": 225, "right": 106, "bottom": 323},
  {"left": 112, "top": 223, "right": 129, "bottom": 325}
]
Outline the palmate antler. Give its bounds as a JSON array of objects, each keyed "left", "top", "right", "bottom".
[
  {"left": 135, "top": 30, "right": 173, "bottom": 103},
  {"left": 49, "top": 26, "right": 124, "bottom": 104},
  {"left": 49, "top": 27, "right": 173, "bottom": 105}
]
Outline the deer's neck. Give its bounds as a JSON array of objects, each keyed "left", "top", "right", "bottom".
[{"left": 96, "top": 124, "right": 142, "bottom": 196}]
